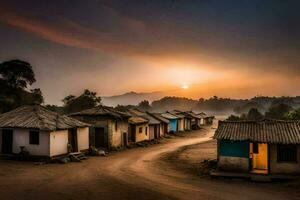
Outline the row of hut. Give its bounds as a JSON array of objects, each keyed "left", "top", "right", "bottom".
[{"left": 0, "top": 105, "right": 214, "bottom": 158}]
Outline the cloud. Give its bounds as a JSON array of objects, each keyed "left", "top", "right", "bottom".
[{"left": 0, "top": 4, "right": 149, "bottom": 56}]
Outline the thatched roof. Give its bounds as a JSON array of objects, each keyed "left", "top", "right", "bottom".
[
  {"left": 0, "top": 105, "right": 89, "bottom": 131},
  {"left": 69, "top": 105, "right": 130, "bottom": 119},
  {"left": 147, "top": 112, "right": 170, "bottom": 124},
  {"left": 214, "top": 120, "right": 300, "bottom": 144}
]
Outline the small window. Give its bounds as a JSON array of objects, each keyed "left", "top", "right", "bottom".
[
  {"left": 252, "top": 143, "right": 259, "bottom": 154},
  {"left": 115, "top": 121, "right": 118, "bottom": 131},
  {"left": 145, "top": 127, "right": 148, "bottom": 135},
  {"left": 29, "top": 130, "right": 39, "bottom": 145},
  {"left": 139, "top": 127, "right": 143, "bottom": 133},
  {"left": 277, "top": 144, "right": 297, "bottom": 163}
]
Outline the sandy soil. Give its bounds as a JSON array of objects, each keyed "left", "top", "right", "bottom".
[{"left": 0, "top": 125, "right": 300, "bottom": 200}]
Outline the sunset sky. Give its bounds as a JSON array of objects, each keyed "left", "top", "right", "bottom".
[{"left": 0, "top": 0, "right": 299, "bottom": 104}]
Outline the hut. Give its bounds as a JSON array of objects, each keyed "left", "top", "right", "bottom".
[
  {"left": 0, "top": 105, "right": 89, "bottom": 158},
  {"left": 147, "top": 112, "right": 169, "bottom": 137},
  {"left": 128, "top": 116, "right": 149, "bottom": 143},
  {"left": 186, "top": 111, "right": 202, "bottom": 129},
  {"left": 127, "top": 109, "right": 160, "bottom": 140},
  {"left": 168, "top": 111, "right": 185, "bottom": 131},
  {"left": 214, "top": 120, "right": 300, "bottom": 175},
  {"left": 203, "top": 116, "right": 215, "bottom": 125},
  {"left": 173, "top": 110, "right": 193, "bottom": 131},
  {"left": 69, "top": 106, "right": 130, "bottom": 150},
  {"left": 161, "top": 113, "right": 178, "bottom": 133},
  {"left": 196, "top": 112, "right": 206, "bottom": 125}
]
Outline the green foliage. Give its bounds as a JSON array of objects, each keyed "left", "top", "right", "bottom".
[
  {"left": 284, "top": 108, "right": 300, "bottom": 120},
  {"left": 247, "top": 108, "right": 264, "bottom": 120},
  {"left": 265, "top": 103, "right": 293, "bottom": 120},
  {"left": 0, "top": 59, "right": 44, "bottom": 113},
  {"left": 226, "top": 115, "right": 241, "bottom": 121},
  {"left": 115, "top": 104, "right": 136, "bottom": 112},
  {"left": 45, "top": 104, "right": 64, "bottom": 114},
  {"left": 62, "top": 89, "right": 101, "bottom": 114}
]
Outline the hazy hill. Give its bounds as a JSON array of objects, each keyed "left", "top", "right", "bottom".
[{"left": 102, "top": 91, "right": 163, "bottom": 107}]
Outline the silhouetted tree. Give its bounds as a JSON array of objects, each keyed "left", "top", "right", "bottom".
[
  {"left": 0, "top": 59, "right": 36, "bottom": 88},
  {"left": 115, "top": 104, "right": 136, "bottom": 112},
  {"left": 247, "top": 108, "right": 264, "bottom": 120},
  {"left": 226, "top": 115, "right": 240, "bottom": 121},
  {"left": 63, "top": 89, "right": 101, "bottom": 114},
  {"left": 137, "top": 100, "right": 151, "bottom": 111},
  {"left": 0, "top": 59, "right": 43, "bottom": 113},
  {"left": 265, "top": 103, "right": 293, "bottom": 120}
]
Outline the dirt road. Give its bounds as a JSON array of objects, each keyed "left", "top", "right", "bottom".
[{"left": 0, "top": 127, "right": 299, "bottom": 200}]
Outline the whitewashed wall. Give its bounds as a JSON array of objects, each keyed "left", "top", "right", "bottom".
[
  {"left": 0, "top": 128, "right": 51, "bottom": 156},
  {"left": 77, "top": 127, "right": 89, "bottom": 151},
  {"left": 50, "top": 130, "right": 68, "bottom": 157}
]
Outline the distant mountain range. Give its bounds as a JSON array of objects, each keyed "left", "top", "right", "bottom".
[{"left": 102, "top": 91, "right": 164, "bottom": 106}]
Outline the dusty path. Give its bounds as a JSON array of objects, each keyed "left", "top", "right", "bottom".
[{"left": 0, "top": 127, "right": 299, "bottom": 200}]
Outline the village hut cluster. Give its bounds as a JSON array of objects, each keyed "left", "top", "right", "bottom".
[{"left": 0, "top": 105, "right": 214, "bottom": 159}]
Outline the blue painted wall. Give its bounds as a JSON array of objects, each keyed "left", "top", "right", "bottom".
[
  {"left": 219, "top": 140, "right": 249, "bottom": 158},
  {"left": 169, "top": 119, "right": 177, "bottom": 132}
]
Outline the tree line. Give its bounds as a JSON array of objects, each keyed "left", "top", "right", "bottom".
[{"left": 0, "top": 59, "right": 299, "bottom": 120}]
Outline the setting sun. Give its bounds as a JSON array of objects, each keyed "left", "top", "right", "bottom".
[{"left": 182, "top": 84, "right": 189, "bottom": 90}]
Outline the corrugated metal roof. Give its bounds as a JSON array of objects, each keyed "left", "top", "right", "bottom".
[
  {"left": 214, "top": 120, "right": 300, "bottom": 144},
  {"left": 161, "top": 113, "right": 178, "bottom": 119},
  {"left": 0, "top": 105, "right": 89, "bottom": 131},
  {"left": 167, "top": 111, "right": 185, "bottom": 118}
]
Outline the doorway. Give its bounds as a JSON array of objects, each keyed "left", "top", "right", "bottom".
[
  {"left": 130, "top": 125, "right": 136, "bottom": 143},
  {"left": 250, "top": 143, "right": 268, "bottom": 174},
  {"left": 94, "top": 127, "right": 107, "bottom": 148},
  {"left": 122, "top": 132, "right": 128, "bottom": 147},
  {"left": 2, "top": 129, "right": 13, "bottom": 154},
  {"left": 68, "top": 129, "right": 78, "bottom": 152}
]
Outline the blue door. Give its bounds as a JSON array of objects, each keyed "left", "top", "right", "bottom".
[{"left": 169, "top": 119, "right": 177, "bottom": 132}]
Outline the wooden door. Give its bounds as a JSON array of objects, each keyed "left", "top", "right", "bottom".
[
  {"left": 122, "top": 132, "right": 128, "bottom": 146},
  {"left": 130, "top": 125, "right": 136, "bottom": 143},
  {"left": 68, "top": 129, "right": 78, "bottom": 152},
  {"left": 94, "top": 127, "right": 107, "bottom": 148},
  {"left": 2, "top": 129, "right": 13, "bottom": 154},
  {"left": 250, "top": 143, "right": 268, "bottom": 174}
]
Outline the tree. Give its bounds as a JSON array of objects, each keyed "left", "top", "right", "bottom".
[
  {"left": 0, "top": 59, "right": 43, "bottom": 113},
  {"left": 137, "top": 100, "right": 151, "bottom": 111},
  {"left": 265, "top": 103, "right": 293, "bottom": 120},
  {"left": 226, "top": 115, "right": 240, "bottom": 121},
  {"left": 0, "top": 59, "right": 36, "bottom": 88},
  {"left": 247, "top": 108, "right": 264, "bottom": 120},
  {"left": 284, "top": 108, "right": 300, "bottom": 120},
  {"left": 63, "top": 89, "right": 101, "bottom": 114}
]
